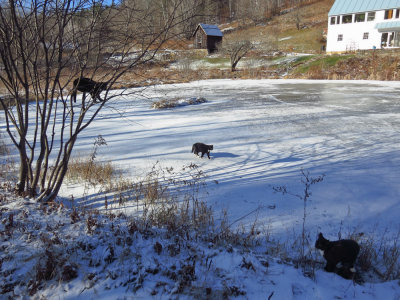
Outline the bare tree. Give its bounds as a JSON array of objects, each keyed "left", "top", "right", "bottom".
[
  {"left": 255, "top": 25, "right": 280, "bottom": 54},
  {"left": 0, "top": 0, "right": 201, "bottom": 202},
  {"left": 219, "top": 33, "right": 253, "bottom": 72},
  {"left": 294, "top": 3, "right": 304, "bottom": 30}
]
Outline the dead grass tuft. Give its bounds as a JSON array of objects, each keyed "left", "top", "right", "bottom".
[
  {"left": 152, "top": 97, "right": 207, "bottom": 109},
  {"left": 66, "top": 135, "right": 117, "bottom": 189},
  {"left": 67, "top": 155, "right": 115, "bottom": 186},
  {"left": 355, "top": 229, "right": 400, "bottom": 281},
  {"left": 0, "top": 135, "right": 7, "bottom": 156},
  {"left": 0, "top": 132, "right": 16, "bottom": 183}
]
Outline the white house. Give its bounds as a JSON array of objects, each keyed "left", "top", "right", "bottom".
[{"left": 327, "top": 0, "right": 400, "bottom": 53}]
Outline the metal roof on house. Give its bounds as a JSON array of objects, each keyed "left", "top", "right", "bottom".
[
  {"left": 198, "top": 24, "right": 223, "bottom": 37},
  {"left": 329, "top": 0, "right": 400, "bottom": 16},
  {"left": 375, "top": 21, "right": 400, "bottom": 31}
]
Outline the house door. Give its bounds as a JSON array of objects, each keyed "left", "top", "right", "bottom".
[
  {"left": 196, "top": 33, "right": 202, "bottom": 48},
  {"left": 393, "top": 32, "right": 400, "bottom": 47},
  {"left": 388, "top": 32, "right": 394, "bottom": 46},
  {"left": 381, "top": 32, "right": 399, "bottom": 47},
  {"left": 381, "top": 32, "right": 389, "bottom": 47}
]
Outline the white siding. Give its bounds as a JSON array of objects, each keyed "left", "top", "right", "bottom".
[{"left": 327, "top": 10, "right": 400, "bottom": 52}]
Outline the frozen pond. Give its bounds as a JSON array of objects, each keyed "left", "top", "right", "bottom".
[
  {"left": 65, "top": 79, "right": 400, "bottom": 232},
  {"left": 3, "top": 79, "right": 399, "bottom": 300}
]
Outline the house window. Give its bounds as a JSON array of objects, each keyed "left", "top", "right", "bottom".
[
  {"left": 396, "top": 9, "right": 400, "bottom": 18},
  {"left": 363, "top": 32, "right": 369, "bottom": 40},
  {"left": 330, "top": 16, "right": 336, "bottom": 25},
  {"left": 385, "top": 9, "right": 393, "bottom": 19},
  {"left": 342, "top": 14, "right": 353, "bottom": 24},
  {"left": 367, "top": 12, "right": 375, "bottom": 21},
  {"left": 355, "top": 13, "right": 365, "bottom": 22},
  {"left": 337, "top": 34, "right": 343, "bottom": 41}
]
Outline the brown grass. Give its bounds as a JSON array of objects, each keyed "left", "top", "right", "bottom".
[
  {"left": 355, "top": 229, "right": 400, "bottom": 281},
  {"left": 0, "top": 132, "right": 8, "bottom": 156},
  {"left": 107, "top": 162, "right": 215, "bottom": 237},
  {"left": 66, "top": 155, "right": 115, "bottom": 187},
  {"left": 0, "top": 132, "right": 16, "bottom": 183},
  {"left": 229, "top": 0, "right": 333, "bottom": 53},
  {"left": 152, "top": 97, "right": 207, "bottom": 109}
]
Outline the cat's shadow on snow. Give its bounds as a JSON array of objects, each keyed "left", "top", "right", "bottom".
[{"left": 211, "top": 152, "right": 240, "bottom": 158}]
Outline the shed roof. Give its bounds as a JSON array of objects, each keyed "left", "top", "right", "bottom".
[
  {"left": 329, "top": 0, "right": 400, "bottom": 16},
  {"left": 375, "top": 21, "right": 400, "bottom": 31},
  {"left": 197, "top": 24, "right": 223, "bottom": 37}
]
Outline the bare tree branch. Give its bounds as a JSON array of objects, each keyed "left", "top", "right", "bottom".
[
  {"left": 218, "top": 33, "right": 253, "bottom": 72},
  {"left": 0, "top": 0, "right": 204, "bottom": 201}
]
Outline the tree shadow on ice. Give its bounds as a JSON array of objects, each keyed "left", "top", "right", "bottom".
[
  {"left": 271, "top": 156, "right": 303, "bottom": 164},
  {"left": 212, "top": 152, "right": 240, "bottom": 158}
]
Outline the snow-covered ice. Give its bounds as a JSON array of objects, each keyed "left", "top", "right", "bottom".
[{"left": 67, "top": 79, "right": 400, "bottom": 232}]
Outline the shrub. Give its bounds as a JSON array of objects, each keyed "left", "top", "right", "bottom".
[
  {"left": 0, "top": 133, "right": 7, "bottom": 156},
  {"left": 152, "top": 97, "right": 207, "bottom": 109},
  {"left": 66, "top": 135, "right": 116, "bottom": 188},
  {"left": 67, "top": 156, "right": 114, "bottom": 186},
  {"left": 356, "top": 229, "right": 400, "bottom": 281},
  {"left": 0, "top": 131, "right": 16, "bottom": 183}
]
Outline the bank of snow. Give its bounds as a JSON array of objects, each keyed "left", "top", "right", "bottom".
[{"left": 1, "top": 187, "right": 399, "bottom": 299}]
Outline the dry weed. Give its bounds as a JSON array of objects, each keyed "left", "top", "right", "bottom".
[
  {"left": 0, "top": 132, "right": 16, "bottom": 182},
  {"left": 356, "top": 228, "right": 400, "bottom": 281},
  {"left": 152, "top": 97, "right": 207, "bottom": 109},
  {"left": 67, "top": 156, "right": 114, "bottom": 186},
  {"left": 66, "top": 136, "right": 116, "bottom": 189}
]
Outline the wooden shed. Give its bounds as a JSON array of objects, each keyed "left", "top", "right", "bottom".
[{"left": 193, "top": 23, "right": 223, "bottom": 53}]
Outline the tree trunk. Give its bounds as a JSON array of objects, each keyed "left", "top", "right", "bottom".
[
  {"left": 0, "top": 0, "right": 201, "bottom": 203},
  {"left": 231, "top": 61, "right": 238, "bottom": 72},
  {"left": 16, "top": 144, "right": 28, "bottom": 194}
]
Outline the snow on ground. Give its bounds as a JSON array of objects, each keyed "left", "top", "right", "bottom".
[
  {"left": 2, "top": 79, "right": 400, "bottom": 299},
  {"left": 170, "top": 55, "right": 296, "bottom": 70},
  {"left": 1, "top": 188, "right": 399, "bottom": 300},
  {"left": 67, "top": 79, "right": 400, "bottom": 233}
]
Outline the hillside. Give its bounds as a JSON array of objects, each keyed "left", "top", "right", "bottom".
[
  {"left": 223, "top": 0, "right": 334, "bottom": 53},
  {"left": 129, "top": 0, "right": 400, "bottom": 85},
  {"left": 0, "top": 0, "right": 398, "bottom": 94}
]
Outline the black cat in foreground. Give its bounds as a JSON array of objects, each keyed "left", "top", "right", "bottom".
[
  {"left": 315, "top": 232, "right": 360, "bottom": 279},
  {"left": 192, "top": 143, "right": 213, "bottom": 159}
]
